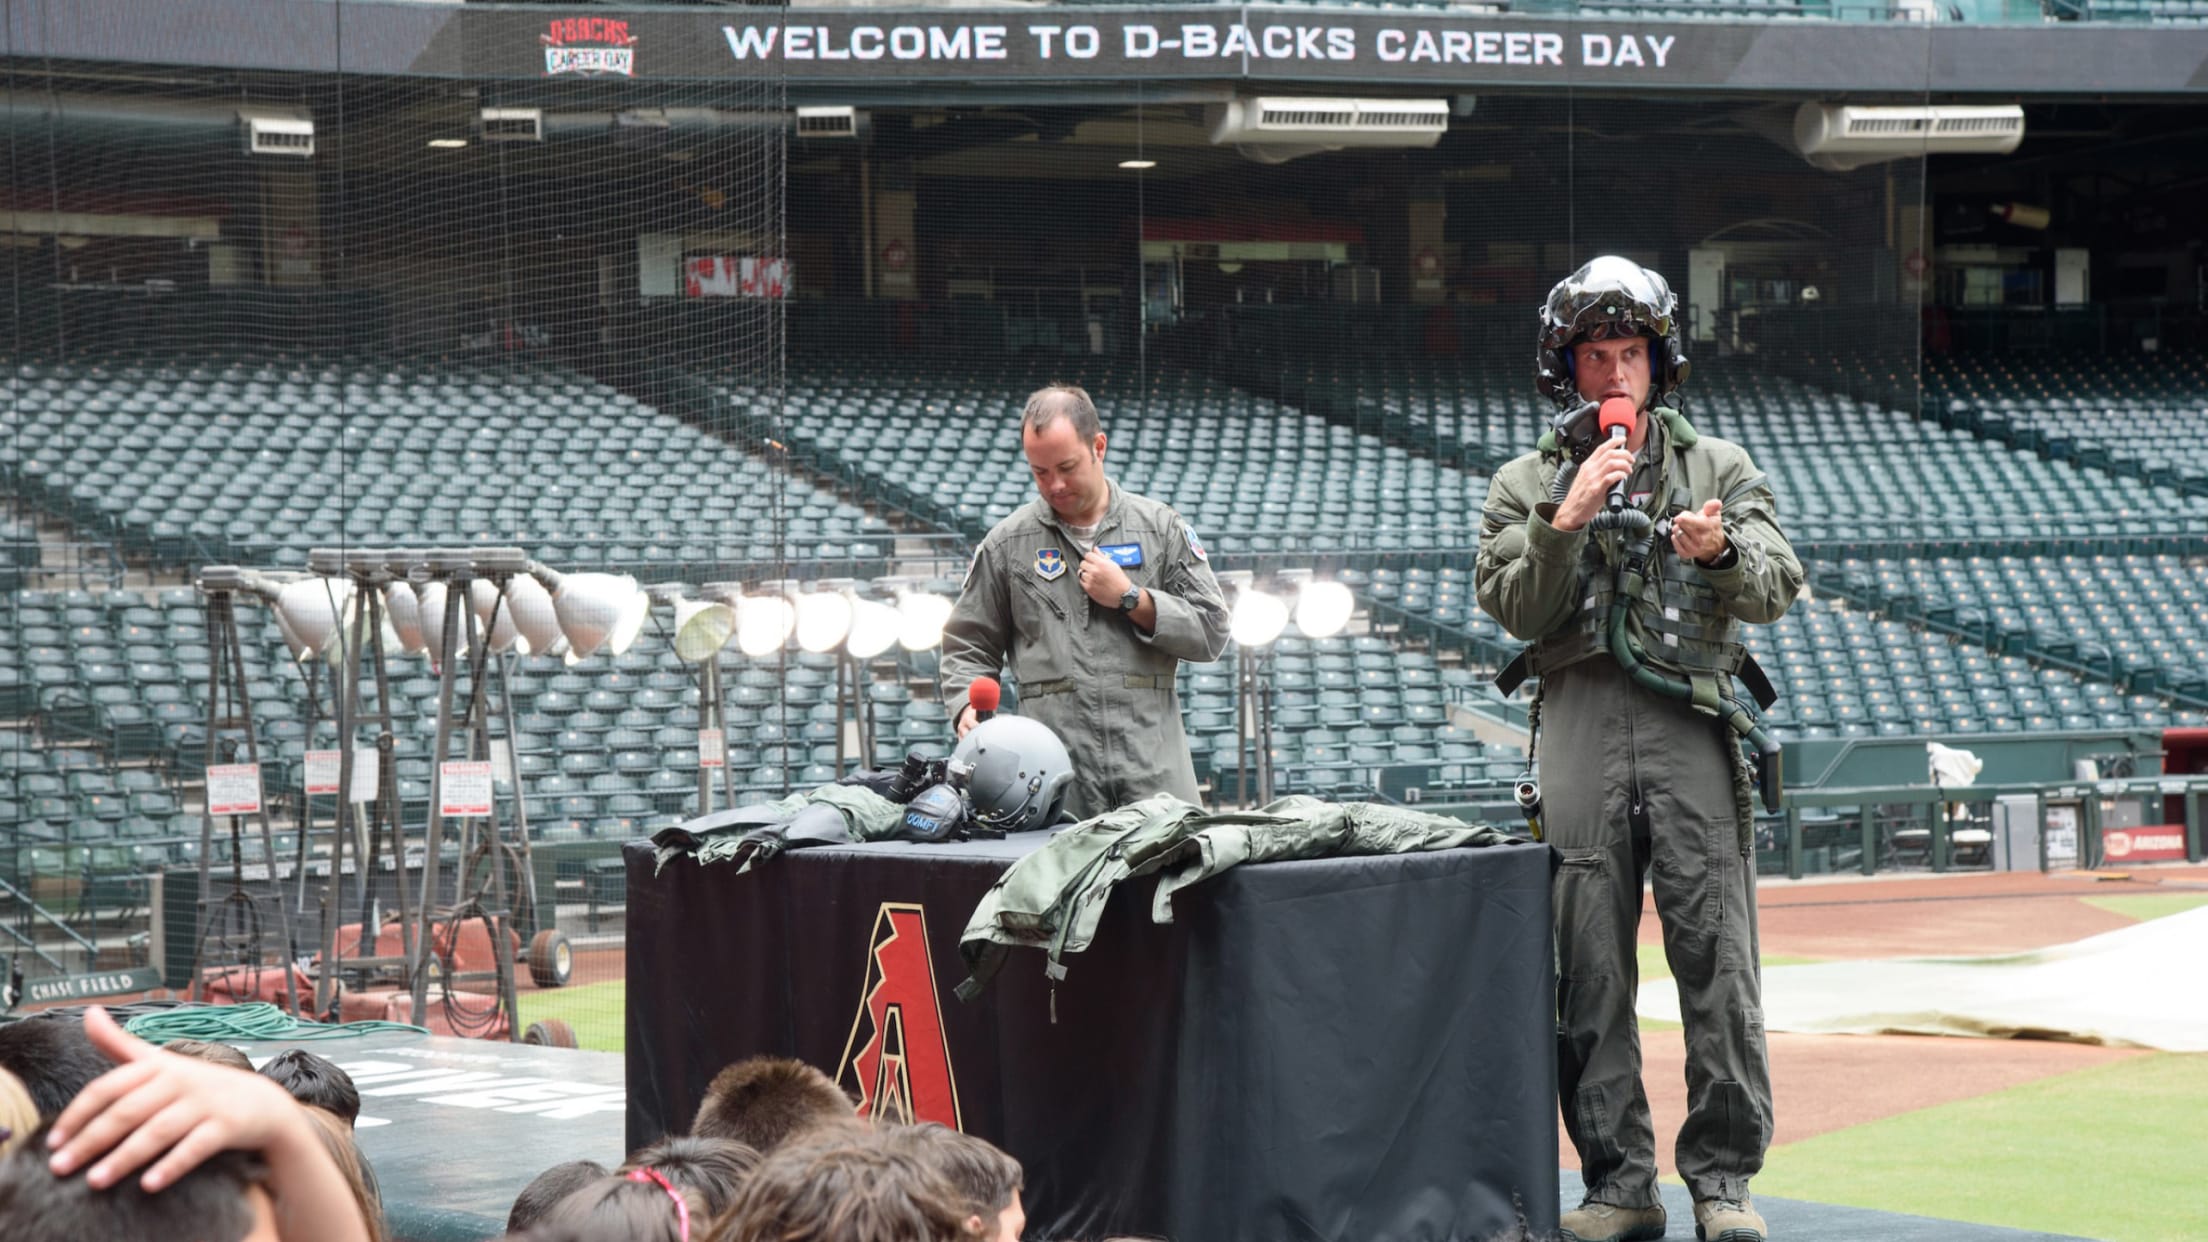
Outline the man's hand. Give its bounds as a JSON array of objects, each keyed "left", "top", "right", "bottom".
[
  {"left": 955, "top": 705, "right": 978, "bottom": 739},
  {"left": 1672, "top": 498, "right": 1729, "bottom": 564},
  {"left": 1552, "top": 437, "right": 1637, "bottom": 533},
  {"left": 1077, "top": 548, "right": 1133, "bottom": 609}
]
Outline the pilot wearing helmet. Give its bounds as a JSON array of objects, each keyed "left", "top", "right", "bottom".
[{"left": 1476, "top": 256, "right": 1803, "bottom": 1242}]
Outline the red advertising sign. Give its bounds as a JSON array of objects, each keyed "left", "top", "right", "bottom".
[
  {"left": 684, "top": 256, "right": 790, "bottom": 299},
  {"left": 2102, "top": 824, "right": 2189, "bottom": 864}
]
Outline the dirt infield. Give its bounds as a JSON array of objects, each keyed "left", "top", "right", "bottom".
[{"left": 1557, "top": 863, "right": 2208, "bottom": 1172}]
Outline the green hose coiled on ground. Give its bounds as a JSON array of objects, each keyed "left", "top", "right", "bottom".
[{"left": 123, "top": 1003, "right": 427, "bottom": 1046}]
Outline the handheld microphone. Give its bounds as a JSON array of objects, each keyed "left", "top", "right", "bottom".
[
  {"left": 1597, "top": 397, "right": 1637, "bottom": 512},
  {"left": 968, "top": 676, "right": 1001, "bottom": 724}
]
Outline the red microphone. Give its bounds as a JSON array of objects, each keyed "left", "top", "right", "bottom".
[
  {"left": 1598, "top": 397, "right": 1637, "bottom": 511},
  {"left": 968, "top": 676, "right": 1001, "bottom": 723},
  {"left": 1597, "top": 396, "right": 1637, "bottom": 441}
]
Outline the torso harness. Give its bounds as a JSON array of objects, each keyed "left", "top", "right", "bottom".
[{"left": 1495, "top": 411, "right": 1786, "bottom": 840}]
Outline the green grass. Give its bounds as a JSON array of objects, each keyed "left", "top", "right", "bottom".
[
  {"left": 2083, "top": 893, "right": 2208, "bottom": 923},
  {"left": 1755, "top": 1053, "right": 2208, "bottom": 1242},
  {"left": 516, "top": 978, "right": 626, "bottom": 1053}
]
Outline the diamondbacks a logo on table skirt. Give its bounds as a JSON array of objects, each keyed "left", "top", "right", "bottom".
[{"left": 835, "top": 903, "right": 963, "bottom": 1129}]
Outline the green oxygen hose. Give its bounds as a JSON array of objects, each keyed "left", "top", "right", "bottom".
[
  {"left": 123, "top": 1003, "right": 427, "bottom": 1046},
  {"left": 1606, "top": 540, "right": 1785, "bottom": 811}
]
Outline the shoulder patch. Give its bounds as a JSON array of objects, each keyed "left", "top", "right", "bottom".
[{"left": 1182, "top": 523, "right": 1207, "bottom": 562}]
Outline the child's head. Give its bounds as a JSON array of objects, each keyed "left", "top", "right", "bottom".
[
  {"left": 0, "top": 1015, "right": 116, "bottom": 1119},
  {"left": 619, "top": 1134, "right": 760, "bottom": 1219},
  {"left": 507, "top": 1160, "right": 609, "bottom": 1234},
  {"left": 708, "top": 1130, "right": 980, "bottom": 1242},
  {"left": 534, "top": 1170, "right": 698, "bottom": 1242},
  {"left": 0, "top": 1122, "right": 276, "bottom": 1242},
  {"left": 691, "top": 1056, "right": 858, "bottom": 1152},
  {"left": 257, "top": 1049, "right": 362, "bottom": 1126},
  {"left": 164, "top": 1040, "right": 255, "bottom": 1072},
  {"left": 877, "top": 1123, "right": 1024, "bottom": 1242}
]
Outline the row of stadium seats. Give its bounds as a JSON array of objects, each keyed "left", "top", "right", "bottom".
[
  {"left": 1742, "top": 591, "right": 2199, "bottom": 737},
  {"left": 1280, "top": 358, "right": 2208, "bottom": 551},
  {"left": 0, "top": 355, "right": 895, "bottom": 576},
  {"left": 1927, "top": 350, "right": 2208, "bottom": 493},
  {"left": 1333, "top": 561, "right": 2198, "bottom": 740},
  {"left": 715, "top": 356, "right": 1489, "bottom": 559},
  {"left": 1817, "top": 552, "right": 2208, "bottom": 702}
]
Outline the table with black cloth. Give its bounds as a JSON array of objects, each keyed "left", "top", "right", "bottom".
[{"left": 625, "top": 832, "right": 1557, "bottom": 1242}]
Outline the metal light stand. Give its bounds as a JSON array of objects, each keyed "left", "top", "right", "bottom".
[
  {"left": 843, "top": 648, "right": 879, "bottom": 775},
  {"left": 655, "top": 583, "right": 739, "bottom": 817},
  {"left": 479, "top": 558, "right": 546, "bottom": 945},
  {"left": 286, "top": 651, "right": 327, "bottom": 921},
  {"left": 187, "top": 568, "right": 302, "bottom": 1014},
  {"left": 699, "top": 585, "right": 747, "bottom": 809},
  {"left": 405, "top": 547, "right": 530, "bottom": 1040},
  {"left": 305, "top": 548, "right": 417, "bottom": 1020},
  {"left": 1235, "top": 639, "right": 1278, "bottom": 808},
  {"left": 698, "top": 648, "right": 735, "bottom": 812}
]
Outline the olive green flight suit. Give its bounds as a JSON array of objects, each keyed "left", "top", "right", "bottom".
[
  {"left": 942, "top": 482, "right": 1231, "bottom": 821},
  {"left": 1475, "top": 409, "right": 1803, "bottom": 1209}
]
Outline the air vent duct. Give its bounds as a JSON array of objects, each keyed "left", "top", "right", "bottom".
[
  {"left": 1792, "top": 104, "right": 2024, "bottom": 172},
  {"left": 1206, "top": 96, "right": 1448, "bottom": 164},
  {"left": 243, "top": 115, "right": 314, "bottom": 158}
]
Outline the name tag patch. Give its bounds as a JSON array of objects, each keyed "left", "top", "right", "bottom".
[{"left": 1100, "top": 542, "right": 1145, "bottom": 568}]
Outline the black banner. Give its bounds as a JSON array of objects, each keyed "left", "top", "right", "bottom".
[
  {"left": 624, "top": 835, "right": 1559, "bottom": 1242},
  {"left": 7, "top": 0, "right": 2208, "bottom": 96}
]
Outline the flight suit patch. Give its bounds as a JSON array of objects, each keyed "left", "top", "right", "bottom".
[
  {"left": 1035, "top": 548, "right": 1066, "bottom": 581},
  {"left": 1100, "top": 542, "right": 1144, "bottom": 568}
]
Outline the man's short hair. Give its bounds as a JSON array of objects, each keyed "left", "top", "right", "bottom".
[
  {"left": 878, "top": 1122, "right": 1022, "bottom": 1218},
  {"left": 1020, "top": 384, "right": 1102, "bottom": 444},
  {"left": 508, "top": 1160, "right": 608, "bottom": 1234},
  {"left": 165, "top": 1039, "right": 255, "bottom": 1072},
  {"left": 620, "top": 1134, "right": 760, "bottom": 1219},
  {"left": 691, "top": 1056, "right": 857, "bottom": 1152},
  {"left": 258, "top": 1048, "right": 361, "bottom": 1126},
  {"left": 706, "top": 1130, "right": 979, "bottom": 1242},
  {"left": 0, "top": 1015, "right": 116, "bottom": 1119},
  {"left": 0, "top": 1121, "right": 266, "bottom": 1242}
]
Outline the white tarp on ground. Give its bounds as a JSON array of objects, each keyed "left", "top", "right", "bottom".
[{"left": 1636, "top": 904, "right": 2208, "bottom": 1051}]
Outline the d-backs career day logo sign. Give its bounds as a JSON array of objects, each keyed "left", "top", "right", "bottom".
[
  {"left": 542, "top": 16, "right": 636, "bottom": 77},
  {"left": 835, "top": 903, "right": 963, "bottom": 1129}
]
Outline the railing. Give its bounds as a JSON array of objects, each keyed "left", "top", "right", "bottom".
[{"left": 1772, "top": 773, "right": 2208, "bottom": 877}]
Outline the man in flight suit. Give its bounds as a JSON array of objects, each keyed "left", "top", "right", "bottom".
[
  {"left": 941, "top": 384, "right": 1231, "bottom": 821},
  {"left": 1475, "top": 258, "right": 1803, "bottom": 1242}
]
